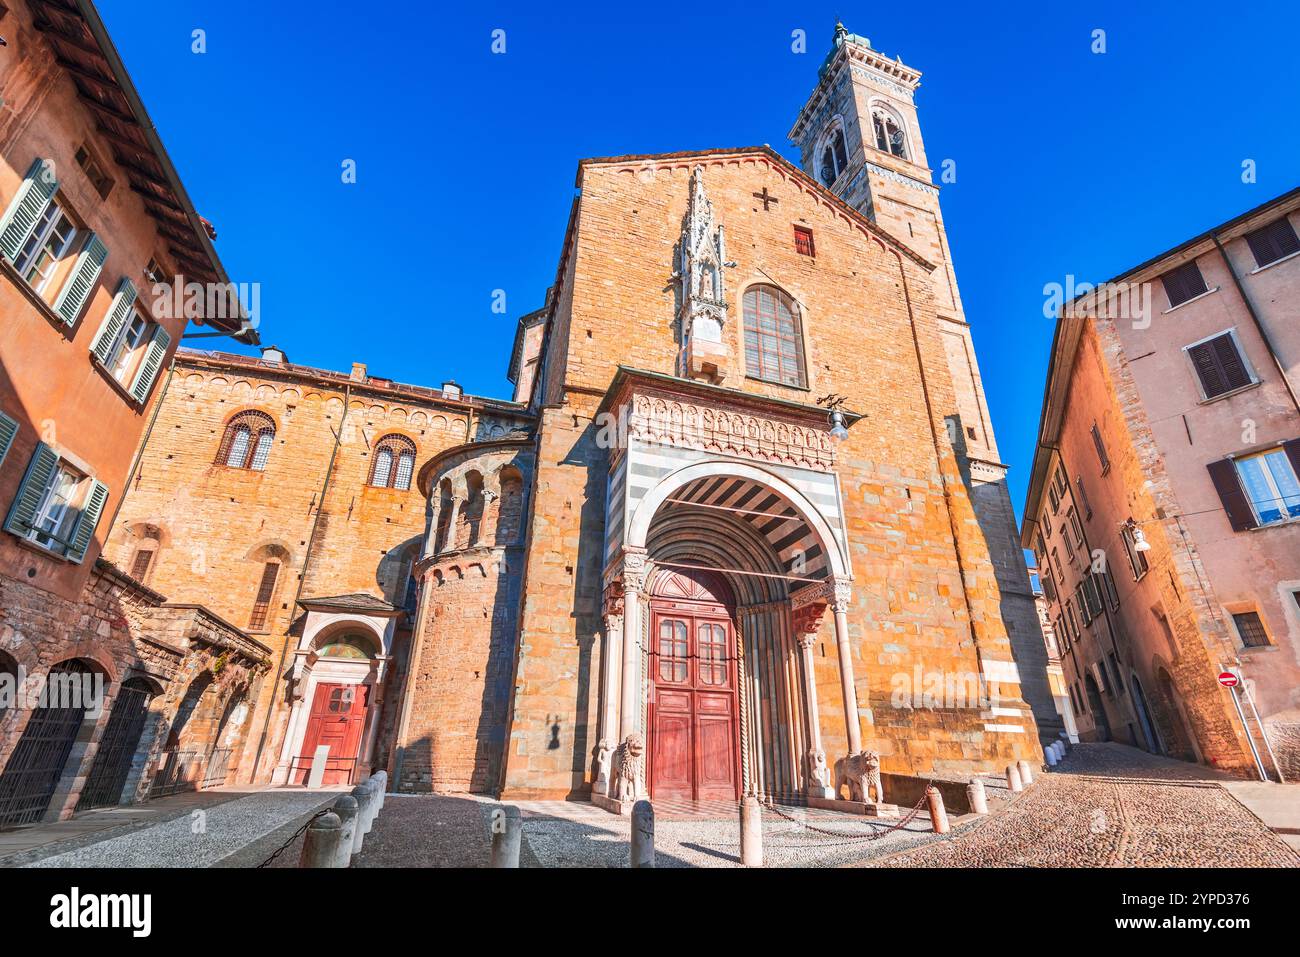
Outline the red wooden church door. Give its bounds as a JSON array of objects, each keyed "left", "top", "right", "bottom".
[
  {"left": 648, "top": 571, "right": 739, "bottom": 803},
  {"left": 295, "top": 683, "right": 369, "bottom": 786}
]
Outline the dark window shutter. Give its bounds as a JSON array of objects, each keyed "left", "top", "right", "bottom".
[
  {"left": 1207, "top": 458, "right": 1257, "bottom": 531},
  {"left": 1245, "top": 218, "right": 1300, "bottom": 268},
  {"left": 1188, "top": 340, "right": 1226, "bottom": 397},
  {"left": 1211, "top": 334, "right": 1252, "bottom": 391},
  {"left": 1284, "top": 439, "right": 1300, "bottom": 480},
  {"left": 1162, "top": 261, "right": 1208, "bottom": 308},
  {"left": 1189, "top": 333, "right": 1252, "bottom": 398}
]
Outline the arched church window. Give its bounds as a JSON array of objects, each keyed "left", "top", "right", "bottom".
[
  {"left": 742, "top": 285, "right": 807, "bottom": 389},
  {"left": 369, "top": 434, "right": 417, "bottom": 490},
  {"left": 217, "top": 410, "right": 275, "bottom": 471},
  {"left": 872, "top": 108, "right": 908, "bottom": 160},
  {"left": 819, "top": 126, "right": 849, "bottom": 186}
]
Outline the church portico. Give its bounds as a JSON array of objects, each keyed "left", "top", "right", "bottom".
[{"left": 592, "top": 375, "right": 863, "bottom": 808}]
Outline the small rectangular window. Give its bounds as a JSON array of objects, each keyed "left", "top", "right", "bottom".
[
  {"left": 1245, "top": 217, "right": 1299, "bottom": 268},
  {"left": 1067, "top": 506, "right": 1084, "bottom": 547},
  {"left": 1121, "top": 523, "right": 1149, "bottom": 579},
  {"left": 1186, "top": 331, "right": 1255, "bottom": 399},
  {"left": 793, "top": 226, "right": 815, "bottom": 257},
  {"left": 249, "top": 561, "right": 281, "bottom": 630},
  {"left": 74, "top": 144, "right": 114, "bottom": 200},
  {"left": 1162, "top": 260, "right": 1208, "bottom": 308},
  {"left": 1108, "top": 653, "right": 1125, "bottom": 694},
  {"left": 1232, "top": 447, "right": 1300, "bottom": 525},
  {"left": 14, "top": 197, "right": 77, "bottom": 294},
  {"left": 106, "top": 308, "right": 152, "bottom": 385},
  {"left": 1091, "top": 423, "right": 1110, "bottom": 473},
  {"left": 1076, "top": 476, "right": 1092, "bottom": 519},
  {"left": 27, "top": 462, "right": 88, "bottom": 552},
  {"left": 1231, "top": 611, "right": 1270, "bottom": 648}
]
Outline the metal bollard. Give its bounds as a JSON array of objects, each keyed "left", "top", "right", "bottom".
[
  {"left": 1017, "top": 759, "right": 1034, "bottom": 786},
  {"left": 490, "top": 805, "right": 522, "bottom": 868},
  {"left": 739, "top": 795, "right": 763, "bottom": 867},
  {"left": 1006, "top": 764, "right": 1023, "bottom": 793},
  {"left": 630, "top": 800, "right": 655, "bottom": 868},
  {"left": 299, "top": 812, "right": 343, "bottom": 868},
  {"left": 967, "top": 777, "right": 988, "bottom": 815},
  {"left": 332, "top": 794, "right": 360, "bottom": 867},
  {"left": 926, "top": 785, "right": 950, "bottom": 834}
]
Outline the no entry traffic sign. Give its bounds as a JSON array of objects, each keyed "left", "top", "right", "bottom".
[{"left": 1218, "top": 671, "right": 1239, "bottom": 688}]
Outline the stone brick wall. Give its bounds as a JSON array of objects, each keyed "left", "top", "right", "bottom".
[
  {"left": 504, "top": 151, "right": 1043, "bottom": 799},
  {"left": 104, "top": 351, "right": 532, "bottom": 785},
  {"left": 393, "top": 441, "right": 532, "bottom": 793},
  {"left": 1030, "top": 318, "right": 1257, "bottom": 774}
]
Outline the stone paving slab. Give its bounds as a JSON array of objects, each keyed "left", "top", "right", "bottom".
[
  {"left": 342, "top": 792, "right": 955, "bottom": 868},
  {"left": 0, "top": 788, "right": 255, "bottom": 865},
  {"left": 19, "top": 791, "right": 335, "bottom": 868},
  {"left": 869, "top": 743, "right": 1300, "bottom": 868}
]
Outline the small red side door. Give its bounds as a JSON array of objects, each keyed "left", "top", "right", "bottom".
[{"left": 295, "top": 683, "right": 369, "bottom": 786}]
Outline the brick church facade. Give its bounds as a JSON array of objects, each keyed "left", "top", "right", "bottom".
[{"left": 4, "top": 20, "right": 1054, "bottom": 817}]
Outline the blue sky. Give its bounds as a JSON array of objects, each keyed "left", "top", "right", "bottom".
[{"left": 99, "top": 0, "right": 1300, "bottom": 521}]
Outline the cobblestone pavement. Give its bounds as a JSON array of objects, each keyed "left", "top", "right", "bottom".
[
  {"left": 18, "top": 790, "right": 334, "bottom": 868},
  {"left": 869, "top": 743, "right": 1299, "bottom": 868},
  {"left": 344, "top": 791, "right": 955, "bottom": 868}
]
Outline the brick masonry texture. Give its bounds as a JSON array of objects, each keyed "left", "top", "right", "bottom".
[
  {"left": 103, "top": 353, "right": 531, "bottom": 789},
  {"left": 501, "top": 153, "right": 1044, "bottom": 799}
]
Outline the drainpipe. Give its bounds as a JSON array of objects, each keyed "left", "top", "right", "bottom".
[
  {"left": 1211, "top": 233, "right": 1300, "bottom": 414},
  {"left": 249, "top": 383, "right": 352, "bottom": 781}
]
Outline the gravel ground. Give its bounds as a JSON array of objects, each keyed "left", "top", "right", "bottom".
[
  {"left": 872, "top": 743, "right": 1299, "bottom": 868},
  {"left": 22, "top": 791, "right": 333, "bottom": 868}
]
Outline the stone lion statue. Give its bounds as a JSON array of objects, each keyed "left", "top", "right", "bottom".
[
  {"left": 834, "top": 749, "right": 883, "bottom": 804},
  {"left": 612, "top": 733, "right": 645, "bottom": 803}
]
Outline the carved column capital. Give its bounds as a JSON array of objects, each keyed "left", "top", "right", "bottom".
[
  {"left": 620, "top": 547, "right": 650, "bottom": 594},
  {"left": 793, "top": 604, "right": 826, "bottom": 645},
  {"left": 830, "top": 577, "right": 853, "bottom": 614}
]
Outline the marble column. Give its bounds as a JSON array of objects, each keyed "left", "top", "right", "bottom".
[
  {"left": 594, "top": 592, "right": 624, "bottom": 796},
  {"left": 795, "top": 624, "right": 832, "bottom": 799},
  {"left": 618, "top": 548, "right": 648, "bottom": 742},
  {"left": 830, "top": 577, "right": 862, "bottom": 755}
]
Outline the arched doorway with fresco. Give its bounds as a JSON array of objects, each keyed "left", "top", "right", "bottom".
[{"left": 292, "top": 630, "right": 379, "bottom": 786}]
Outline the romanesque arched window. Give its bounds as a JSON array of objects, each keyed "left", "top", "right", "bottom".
[
  {"left": 369, "top": 434, "right": 416, "bottom": 490},
  {"left": 871, "top": 106, "right": 908, "bottom": 160},
  {"left": 217, "top": 410, "right": 275, "bottom": 471},
  {"left": 819, "top": 125, "right": 849, "bottom": 186},
  {"left": 743, "top": 285, "right": 807, "bottom": 388}
]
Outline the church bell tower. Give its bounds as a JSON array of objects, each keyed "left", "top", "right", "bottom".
[{"left": 789, "top": 23, "right": 1063, "bottom": 742}]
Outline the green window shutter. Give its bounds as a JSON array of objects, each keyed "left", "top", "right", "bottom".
[
  {"left": 0, "top": 411, "right": 17, "bottom": 468},
  {"left": 90, "top": 278, "right": 138, "bottom": 366},
  {"left": 66, "top": 480, "right": 109, "bottom": 564},
  {"left": 52, "top": 232, "right": 108, "bottom": 326},
  {"left": 3, "top": 442, "right": 59, "bottom": 538},
  {"left": 129, "top": 325, "right": 171, "bottom": 403},
  {"left": 0, "top": 158, "right": 58, "bottom": 263}
]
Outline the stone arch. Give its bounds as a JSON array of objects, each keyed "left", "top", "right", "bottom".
[
  {"left": 0, "top": 657, "right": 108, "bottom": 826},
  {"left": 1150, "top": 659, "right": 1198, "bottom": 762},
  {"left": 627, "top": 460, "right": 848, "bottom": 580},
  {"left": 459, "top": 470, "right": 485, "bottom": 548},
  {"left": 494, "top": 464, "right": 525, "bottom": 545}
]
